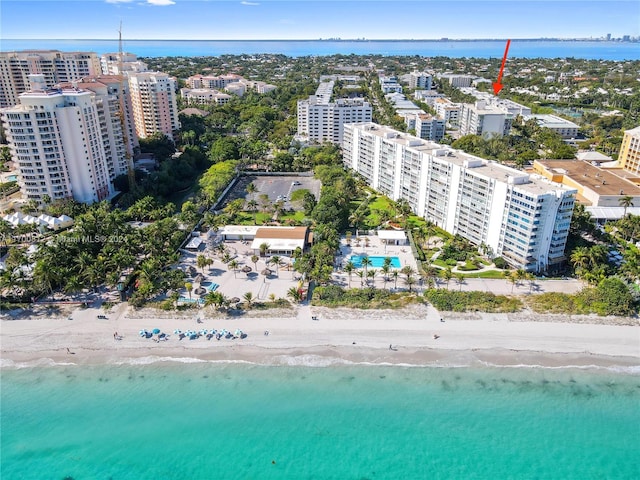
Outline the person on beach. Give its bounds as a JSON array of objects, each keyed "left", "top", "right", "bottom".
[{"left": 389, "top": 344, "right": 392, "bottom": 350}]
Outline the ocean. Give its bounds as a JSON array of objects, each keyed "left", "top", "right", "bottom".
[
  {"left": 2, "top": 360, "right": 639, "bottom": 479},
  {"left": 1, "top": 39, "right": 638, "bottom": 60}
]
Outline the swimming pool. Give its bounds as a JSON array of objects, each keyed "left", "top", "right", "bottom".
[
  {"left": 349, "top": 255, "right": 401, "bottom": 268},
  {"left": 5, "top": 174, "right": 18, "bottom": 182}
]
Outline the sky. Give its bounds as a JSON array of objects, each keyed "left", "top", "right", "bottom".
[{"left": 0, "top": 0, "right": 638, "bottom": 41}]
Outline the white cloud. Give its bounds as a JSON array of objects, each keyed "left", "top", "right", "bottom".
[
  {"left": 241, "top": 1, "right": 260, "bottom": 6},
  {"left": 105, "top": 0, "right": 134, "bottom": 4}
]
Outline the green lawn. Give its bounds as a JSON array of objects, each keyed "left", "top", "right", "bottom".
[{"left": 463, "top": 270, "right": 507, "bottom": 279}]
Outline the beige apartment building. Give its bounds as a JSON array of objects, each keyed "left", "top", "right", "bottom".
[{"left": 0, "top": 50, "right": 101, "bottom": 108}]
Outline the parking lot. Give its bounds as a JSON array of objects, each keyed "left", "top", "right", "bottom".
[{"left": 220, "top": 174, "right": 321, "bottom": 210}]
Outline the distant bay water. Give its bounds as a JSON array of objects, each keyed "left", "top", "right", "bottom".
[{"left": 1, "top": 39, "right": 638, "bottom": 60}]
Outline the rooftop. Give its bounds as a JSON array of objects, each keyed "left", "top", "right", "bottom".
[
  {"left": 535, "top": 160, "right": 640, "bottom": 197},
  {"left": 351, "top": 123, "right": 573, "bottom": 196},
  {"left": 525, "top": 114, "right": 579, "bottom": 129}
]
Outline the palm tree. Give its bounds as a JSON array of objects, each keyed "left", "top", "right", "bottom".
[
  {"left": 228, "top": 259, "right": 239, "bottom": 278},
  {"left": 404, "top": 275, "right": 417, "bottom": 292},
  {"left": 570, "top": 246, "right": 590, "bottom": 273},
  {"left": 185, "top": 282, "right": 193, "bottom": 300},
  {"left": 525, "top": 272, "right": 536, "bottom": 293},
  {"left": 356, "top": 270, "right": 365, "bottom": 287},
  {"left": 204, "top": 291, "right": 224, "bottom": 308},
  {"left": 367, "top": 269, "right": 377, "bottom": 288},
  {"left": 380, "top": 264, "right": 391, "bottom": 285},
  {"left": 287, "top": 286, "right": 303, "bottom": 303},
  {"left": 268, "top": 293, "right": 276, "bottom": 303},
  {"left": 442, "top": 267, "right": 453, "bottom": 290},
  {"left": 343, "top": 261, "right": 355, "bottom": 287},
  {"left": 401, "top": 265, "right": 415, "bottom": 282},
  {"left": 242, "top": 291, "right": 254, "bottom": 307},
  {"left": 349, "top": 211, "right": 365, "bottom": 235},
  {"left": 247, "top": 200, "right": 259, "bottom": 221},
  {"left": 515, "top": 269, "right": 527, "bottom": 287},
  {"left": 269, "top": 255, "right": 281, "bottom": 276},
  {"left": 259, "top": 242, "right": 270, "bottom": 257},
  {"left": 392, "top": 270, "right": 399, "bottom": 290},
  {"left": 64, "top": 276, "right": 83, "bottom": 296},
  {"left": 619, "top": 195, "right": 634, "bottom": 217},
  {"left": 251, "top": 254, "right": 259, "bottom": 271},
  {"left": 455, "top": 273, "right": 465, "bottom": 291},
  {"left": 196, "top": 254, "right": 210, "bottom": 273},
  {"left": 246, "top": 182, "right": 257, "bottom": 197},
  {"left": 361, "top": 255, "right": 373, "bottom": 280},
  {"left": 504, "top": 270, "right": 518, "bottom": 293}
]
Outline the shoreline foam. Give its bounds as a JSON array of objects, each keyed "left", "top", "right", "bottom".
[{"left": 2, "top": 304, "right": 639, "bottom": 372}]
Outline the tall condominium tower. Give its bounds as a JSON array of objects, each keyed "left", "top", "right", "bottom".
[
  {"left": 1, "top": 75, "right": 124, "bottom": 204},
  {"left": 127, "top": 72, "right": 180, "bottom": 140},
  {"left": 73, "top": 75, "right": 139, "bottom": 178},
  {"left": 618, "top": 126, "right": 640, "bottom": 175},
  {"left": 297, "top": 81, "right": 372, "bottom": 145},
  {"left": 0, "top": 50, "right": 101, "bottom": 108},
  {"left": 343, "top": 123, "right": 576, "bottom": 272},
  {"left": 100, "top": 52, "right": 148, "bottom": 76}
]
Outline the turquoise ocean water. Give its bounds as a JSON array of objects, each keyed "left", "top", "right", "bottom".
[
  {"left": 2, "top": 361, "right": 639, "bottom": 479},
  {"left": 1, "top": 39, "right": 638, "bottom": 60}
]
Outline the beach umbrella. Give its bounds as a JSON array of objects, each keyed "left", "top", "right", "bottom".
[
  {"left": 242, "top": 265, "right": 252, "bottom": 273},
  {"left": 261, "top": 268, "right": 272, "bottom": 276},
  {"left": 152, "top": 328, "right": 161, "bottom": 334},
  {"left": 195, "top": 287, "right": 206, "bottom": 296},
  {"left": 230, "top": 297, "right": 240, "bottom": 303},
  {"left": 194, "top": 274, "right": 205, "bottom": 284}
]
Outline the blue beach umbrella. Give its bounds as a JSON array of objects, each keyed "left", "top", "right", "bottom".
[{"left": 152, "top": 328, "right": 161, "bottom": 334}]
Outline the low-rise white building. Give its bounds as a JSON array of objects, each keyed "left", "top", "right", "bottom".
[
  {"left": 414, "top": 90, "right": 445, "bottom": 106},
  {"left": 379, "top": 75, "right": 403, "bottom": 94},
  {"left": 524, "top": 114, "right": 579, "bottom": 139}
]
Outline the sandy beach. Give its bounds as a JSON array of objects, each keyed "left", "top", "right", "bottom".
[{"left": 1, "top": 302, "right": 638, "bottom": 370}]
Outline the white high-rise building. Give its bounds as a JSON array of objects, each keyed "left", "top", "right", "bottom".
[
  {"left": 408, "top": 71, "right": 433, "bottom": 90},
  {"left": 100, "top": 52, "right": 148, "bottom": 76},
  {"left": 128, "top": 72, "right": 180, "bottom": 140},
  {"left": 74, "top": 75, "right": 139, "bottom": 178},
  {"left": 434, "top": 98, "right": 461, "bottom": 127},
  {"left": 297, "top": 81, "right": 372, "bottom": 144},
  {"left": 1, "top": 75, "right": 119, "bottom": 204},
  {"left": 0, "top": 50, "right": 101, "bottom": 108},
  {"left": 343, "top": 123, "right": 576, "bottom": 272},
  {"left": 459, "top": 100, "right": 513, "bottom": 137},
  {"left": 414, "top": 113, "right": 446, "bottom": 141}
]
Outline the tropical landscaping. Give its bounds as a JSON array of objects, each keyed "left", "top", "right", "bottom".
[{"left": 1, "top": 54, "right": 639, "bottom": 317}]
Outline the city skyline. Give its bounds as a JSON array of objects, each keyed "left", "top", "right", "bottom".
[{"left": 1, "top": 1, "right": 638, "bottom": 41}]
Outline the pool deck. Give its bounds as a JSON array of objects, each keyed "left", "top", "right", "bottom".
[{"left": 337, "top": 233, "right": 418, "bottom": 272}]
